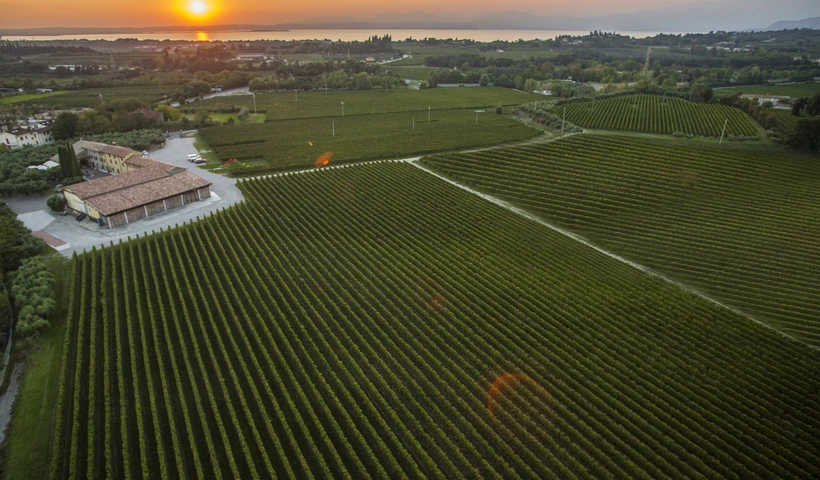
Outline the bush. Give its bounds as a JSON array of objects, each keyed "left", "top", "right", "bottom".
[
  {"left": 495, "top": 106, "right": 503, "bottom": 114},
  {"left": 47, "top": 194, "right": 66, "bottom": 212},
  {"left": 12, "top": 256, "right": 55, "bottom": 339}
]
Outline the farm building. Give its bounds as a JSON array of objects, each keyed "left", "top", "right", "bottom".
[
  {"left": 0, "top": 121, "right": 54, "bottom": 149},
  {"left": 52, "top": 140, "right": 166, "bottom": 175},
  {"left": 62, "top": 158, "right": 211, "bottom": 229}
]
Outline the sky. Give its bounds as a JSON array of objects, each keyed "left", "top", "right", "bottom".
[{"left": 0, "top": 0, "right": 818, "bottom": 29}]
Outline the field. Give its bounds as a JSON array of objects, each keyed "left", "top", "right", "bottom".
[
  {"left": 420, "top": 134, "right": 820, "bottom": 346},
  {"left": 560, "top": 94, "right": 760, "bottom": 137},
  {"left": 199, "top": 109, "right": 539, "bottom": 174},
  {"left": 382, "top": 66, "right": 437, "bottom": 81},
  {"left": 47, "top": 162, "right": 820, "bottom": 479},
  {"left": 720, "top": 83, "right": 820, "bottom": 99},
  {"left": 191, "top": 87, "right": 538, "bottom": 120},
  {"left": 0, "top": 92, "right": 63, "bottom": 105},
  {"left": 21, "top": 86, "right": 175, "bottom": 108},
  {"left": 768, "top": 108, "right": 800, "bottom": 138}
]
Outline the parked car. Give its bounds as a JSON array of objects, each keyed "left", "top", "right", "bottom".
[
  {"left": 194, "top": 158, "right": 206, "bottom": 165},
  {"left": 142, "top": 150, "right": 149, "bottom": 156},
  {"left": 187, "top": 154, "right": 199, "bottom": 162}
]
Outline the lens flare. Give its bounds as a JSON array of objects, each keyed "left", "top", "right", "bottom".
[
  {"left": 314, "top": 152, "right": 333, "bottom": 168},
  {"left": 487, "top": 373, "right": 552, "bottom": 434}
]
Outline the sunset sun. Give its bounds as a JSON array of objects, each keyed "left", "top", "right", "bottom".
[{"left": 190, "top": 1, "right": 207, "bottom": 15}]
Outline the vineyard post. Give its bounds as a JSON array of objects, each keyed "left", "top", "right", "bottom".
[
  {"left": 341, "top": 101, "right": 344, "bottom": 117},
  {"left": 428, "top": 106, "right": 431, "bottom": 123},
  {"left": 561, "top": 106, "right": 566, "bottom": 134},
  {"left": 719, "top": 118, "right": 728, "bottom": 144},
  {"left": 332, "top": 120, "right": 335, "bottom": 137},
  {"left": 99, "top": 93, "right": 104, "bottom": 105},
  {"left": 295, "top": 89, "right": 298, "bottom": 102},
  {"left": 252, "top": 93, "right": 257, "bottom": 115},
  {"left": 413, "top": 117, "right": 415, "bottom": 130},
  {"left": 476, "top": 112, "right": 478, "bottom": 125}
]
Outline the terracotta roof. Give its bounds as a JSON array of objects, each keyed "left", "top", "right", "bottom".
[
  {"left": 100, "top": 145, "right": 140, "bottom": 158},
  {"left": 85, "top": 172, "right": 211, "bottom": 216},
  {"left": 66, "top": 165, "right": 170, "bottom": 198},
  {"left": 125, "top": 156, "right": 180, "bottom": 173}
]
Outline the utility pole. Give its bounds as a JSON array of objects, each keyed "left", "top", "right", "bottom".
[
  {"left": 413, "top": 117, "right": 415, "bottom": 130},
  {"left": 719, "top": 118, "right": 728, "bottom": 144},
  {"left": 341, "top": 101, "right": 344, "bottom": 117},
  {"left": 295, "top": 89, "right": 298, "bottom": 102},
  {"left": 428, "top": 105, "right": 430, "bottom": 123},
  {"left": 332, "top": 120, "right": 335, "bottom": 137},
  {"left": 475, "top": 112, "right": 478, "bottom": 125},
  {"left": 252, "top": 93, "right": 257, "bottom": 115},
  {"left": 99, "top": 93, "right": 104, "bottom": 105}
]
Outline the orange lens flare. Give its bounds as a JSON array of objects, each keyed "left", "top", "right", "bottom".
[
  {"left": 487, "top": 373, "right": 552, "bottom": 433},
  {"left": 314, "top": 152, "right": 333, "bottom": 168}
]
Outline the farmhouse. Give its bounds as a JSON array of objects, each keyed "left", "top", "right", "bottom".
[
  {"left": 0, "top": 121, "right": 54, "bottom": 149},
  {"left": 59, "top": 140, "right": 150, "bottom": 174},
  {"left": 62, "top": 158, "right": 211, "bottom": 229}
]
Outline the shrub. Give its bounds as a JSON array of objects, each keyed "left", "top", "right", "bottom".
[{"left": 47, "top": 194, "right": 66, "bottom": 212}]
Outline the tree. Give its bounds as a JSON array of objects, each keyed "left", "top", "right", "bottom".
[
  {"left": 46, "top": 194, "right": 66, "bottom": 212},
  {"left": 787, "top": 117, "right": 820, "bottom": 152},
  {"left": 52, "top": 111, "right": 79, "bottom": 140},
  {"left": 479, "top": 74, "right": 490, "bottom": 87},
  {"left": 57, "top": 144, "right": 81, "bottom": 178},
  {"left": 0, "top": 144, "right": 9, "bottom": 153},
  {"left": 792, "top": 97, "right": 807, "bottom": 116},
  {"left": 12, "top": 256, "right": 55, "bottom": 339},
  {"left": 236, "top": 107, "right": 249, "bottom": 123},
  {"left": 806, "top": 92, "right": 820, "bottom": 117}
]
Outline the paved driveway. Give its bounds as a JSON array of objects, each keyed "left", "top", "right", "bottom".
[{"left": 34, "top": 137, "right": 245, "bottom": 257}]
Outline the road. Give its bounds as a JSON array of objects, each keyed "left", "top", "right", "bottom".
[{"left": 187, "top": 86, "right": 250, "bottom": 103}]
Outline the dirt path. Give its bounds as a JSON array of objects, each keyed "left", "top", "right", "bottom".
[{"left": 409, "top": 160, "right": 816, "bottom": 350}]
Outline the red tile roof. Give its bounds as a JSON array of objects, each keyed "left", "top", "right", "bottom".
[{"left": 85, "top": 172, "right": 211, "bottom": 216}]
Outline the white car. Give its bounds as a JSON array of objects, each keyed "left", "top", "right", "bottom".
[{"left": 186, "top": 154, "right": 199, "bottom": 162}]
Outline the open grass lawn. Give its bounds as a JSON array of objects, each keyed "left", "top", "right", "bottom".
[
  {"left": 421, "top": 133, "right": 820, "bottom": 346},
  {"left": 199, "top": 109, "right": 539, "bottom": 175},
  {"left": 0, "top": 92, "right": 64, "bottom": 105},
  {"left": 192, "top": 87, "right": 538, "bottom": 121},
  {"left": 208, "top": 113, "right": 266, "bottom": 124},
  {"left": 721, "top": 83, "right": 820, "bottom": 99},
  {"left": 1, "top": 257, "right": 71, "bottom": 480}
]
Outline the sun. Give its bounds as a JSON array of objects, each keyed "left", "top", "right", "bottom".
[{"left": 190, "top": 1, "right": 207, "bottom": 15}]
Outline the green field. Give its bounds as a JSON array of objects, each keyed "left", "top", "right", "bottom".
[
  {"left": 21, "top": 86, "right": 175, "bottom": 108},
  {"left": 46, "top": 162, "right": 820, "bottom": 479},
  {"left": 207, "top": 113, "right": 266, "bottom": 124},
  {"left": 382, "top": 66, "right": 437, "bottom": 81},
  {"left": 192, "top": 87, "right": 538, "bottom": 120},
  {"left": 420, "top": 134, "right": 820, "bottom": 346},
  {"left": 0, "top": 92, "right": 63, "bottom": 105},
  {"left": 199, "top": 109, "right": 539, "bottom": 174},
  {"left": 722, "top": 83, "right": 820, "bottom": 99},
  {"left": 768, "top": 108, "right": 800, "bottom": 138},
  {"left": 560, "top": 94, "right": 760, "bottom": 137}
]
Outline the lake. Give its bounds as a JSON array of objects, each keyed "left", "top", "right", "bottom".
[{"left": 2, "top": 29, "right": 662, "bottom": 42}]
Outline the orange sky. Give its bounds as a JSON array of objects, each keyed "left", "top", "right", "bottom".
[{"left": 0, "top": 0, "right": 818, "bottom": 29}]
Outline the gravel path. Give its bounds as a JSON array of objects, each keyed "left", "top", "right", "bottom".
[{"left": 0, "top": 364, "right": 23, "bottom": 444}]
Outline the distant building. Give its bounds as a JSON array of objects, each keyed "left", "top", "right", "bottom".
[
  {"left": 365, "top": 56, "right": 377, "bottom": 62},
  {"left": 62, "top": 156, "right": 211, "bottom": 229},
  {"left": 234, "top": 53, "right": 267, "bottom": 62},
  {"left": 0, "top": 121, "right": 54, "bottom": 149},
  {"left": 740, "top": 94, "right": 790, "bottom": 105},
  {"left": 35, "top": 88, "right": 53, "bottom": 93}
]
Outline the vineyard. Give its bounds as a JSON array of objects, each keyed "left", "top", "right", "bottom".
[
  {"left": 559, "top": 94, "right": 760, "bottom": 137},
  {"left": 22, "top": 86, "right": 172, "bottom": 108},
  {"left": 49, "top": 162, "right": 820, "bottom": 478},
  {"left": 199, "top": 109, "right": 538, "bottom": 174},
  {"left": 192, "top": 87, "right": 537, "bottom": 120},
  {"left": 420, "top": 134, "right": 820, "bottom": 346}
]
